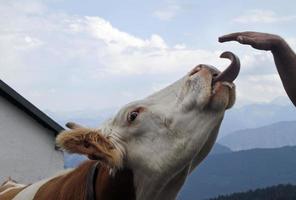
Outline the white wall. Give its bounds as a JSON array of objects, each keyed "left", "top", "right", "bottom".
[{"left": 0, "top": 96, "right": 63, "bottom": 184}]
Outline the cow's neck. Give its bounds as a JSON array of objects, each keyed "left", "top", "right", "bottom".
[
  {"left": 94, "top": 165, "right": 172, "bottom": 200},
  {"left": 94, "top": 165, "right": 136, "bottom": 200},
  {"left": 132, "top": 168, "right": 179, "bottom": 200},
  {"left": 95, "top": 166, "right": 175, "bottom": 200}
]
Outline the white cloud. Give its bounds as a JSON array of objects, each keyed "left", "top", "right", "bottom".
[
  {"left": 64, "top": 16, "right": 224, "bottom": 75},
  {"left": 0, "top": 1, "right": 223, "bottom": 112},
  {"left": 239, "top": 51, "right": 275, "bottom": 75},
  {"left": 153, "top": 5, "right": 181, "bottom": 21},
  {"left": 235, "top": 74, "right": 286, "bottom": 105},
  {"left": 0, "top": 0, "right": 47, "bottom": 15},
  {"left": 84, "top": 16, "right": 168, "bottom": 50},
  {"left": 287, "top": 37, "right": 296, "bottom": 49},
  {"left": 233, "top": 9, "right": 296, "bottom": 24},
  {"left": 1, "top": 1, "right": 292, "bottom": 114}
]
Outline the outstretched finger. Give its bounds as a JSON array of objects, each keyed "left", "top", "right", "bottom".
[{"left": 219, "top": 32, "right": 242, "bottom": 43}]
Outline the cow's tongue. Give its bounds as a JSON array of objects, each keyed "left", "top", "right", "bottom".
[{"left": 213, "top": 51, "right": 240, "bottom": 83}]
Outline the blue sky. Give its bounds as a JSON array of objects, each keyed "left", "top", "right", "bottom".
[{"left": 1, "top": 0, "right": 296, "bottom": 117}]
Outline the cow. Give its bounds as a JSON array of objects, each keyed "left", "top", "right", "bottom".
[
  {"left": 0, "top": 51, "right": 240, "bottom": 200},
  {"left": 0, "top": 178, "right": 27, "bottom": 199}
]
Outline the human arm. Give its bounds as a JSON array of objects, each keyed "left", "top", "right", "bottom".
[{"left": 219, "top": 31, "right": 296, "bottom": 106}]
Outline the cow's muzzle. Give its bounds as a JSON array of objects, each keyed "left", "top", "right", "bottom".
[{"left": 189, "top": 51, "right": 240, "bottom": 84}]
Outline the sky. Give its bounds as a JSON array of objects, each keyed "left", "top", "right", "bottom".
[{"left": 1, "top": 0, "right": 296, "bottom": 118}]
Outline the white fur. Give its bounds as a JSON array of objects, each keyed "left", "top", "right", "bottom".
[{"left": 100, "top": 67, "right": 234, "bottom": 200}]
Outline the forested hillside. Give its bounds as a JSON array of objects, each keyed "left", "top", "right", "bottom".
[{"left": 208, "top": 184, "right": 296, "bottom": 200}]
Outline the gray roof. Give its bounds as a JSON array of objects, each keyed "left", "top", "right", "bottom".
[{"left": 0, "top": 79, "right": 64, "bottom": 136}]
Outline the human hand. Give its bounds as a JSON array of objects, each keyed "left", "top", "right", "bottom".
[{"left": 219, "top": 31, "right": 284, "bottom": 51}]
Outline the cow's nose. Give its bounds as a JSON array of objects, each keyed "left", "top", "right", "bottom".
[{"left": 190, "top": 64, "right": 220, "bottom": 78}]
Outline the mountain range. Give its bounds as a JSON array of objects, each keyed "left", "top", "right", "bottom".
[
  {"left": 219, "top": 121, "right": 296, "bottom": 151},
  {"left": 219, "top": 100, "right": 296, "bottom": 138},
  {"left": 179, "top": 146, "right": 296, "bottom": 200},
  {"left": 210, "top": 143, "right": 232, "bottom": 155}
]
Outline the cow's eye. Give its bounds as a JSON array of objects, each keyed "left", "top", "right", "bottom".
[{"left": 128, "top": 111, "right": 139, "bottom": 122}]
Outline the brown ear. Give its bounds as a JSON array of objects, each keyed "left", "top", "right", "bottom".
[
  {"left": 56, "top": 128, "right": 123, "bottom": 168},
  {"left": 65, "top": 122, "right": 85, "bottom": 129}
]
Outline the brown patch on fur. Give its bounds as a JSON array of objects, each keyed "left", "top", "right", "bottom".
[
  {"left": 0, "top": 184, "right": 13, "bottom": 193},
  {"left": 33, "top": 160, "right": 135, "bottom": 200},
  {"left": 0, "top": 177, "right": 25, "bottom": 192},
  {"left": 0, "top": 179, "right": 28, "bottom": 200},
  {"left": 56, "top": 128, "right": 123, "bottom": 168},
  {"left": 0, "top": 187, "right": 27, "bottom": 200},
  {"left": 33, "top": 161, "right": 95, "bottom": 200},
  {"left": 1, "top": 177, "right": 16, "bottom": 187}
]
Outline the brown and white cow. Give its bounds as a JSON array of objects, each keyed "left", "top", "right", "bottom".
[
  {"left": 0, "top": 178, "right": 27, "bottom": 199},
  {"left": 0, "top": 159, "right": 135, "bottom": 200},
  {"left": 0, "top": 51, "right": 240, "bottom": 200}
]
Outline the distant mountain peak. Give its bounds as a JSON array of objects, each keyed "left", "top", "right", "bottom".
[{"left": 219, "top": 120, "right": 296, "bottom": 151}]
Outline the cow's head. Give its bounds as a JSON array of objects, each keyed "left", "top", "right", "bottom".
[{"left": 56, "top": 51, "right": 240, "bottom": 197}]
